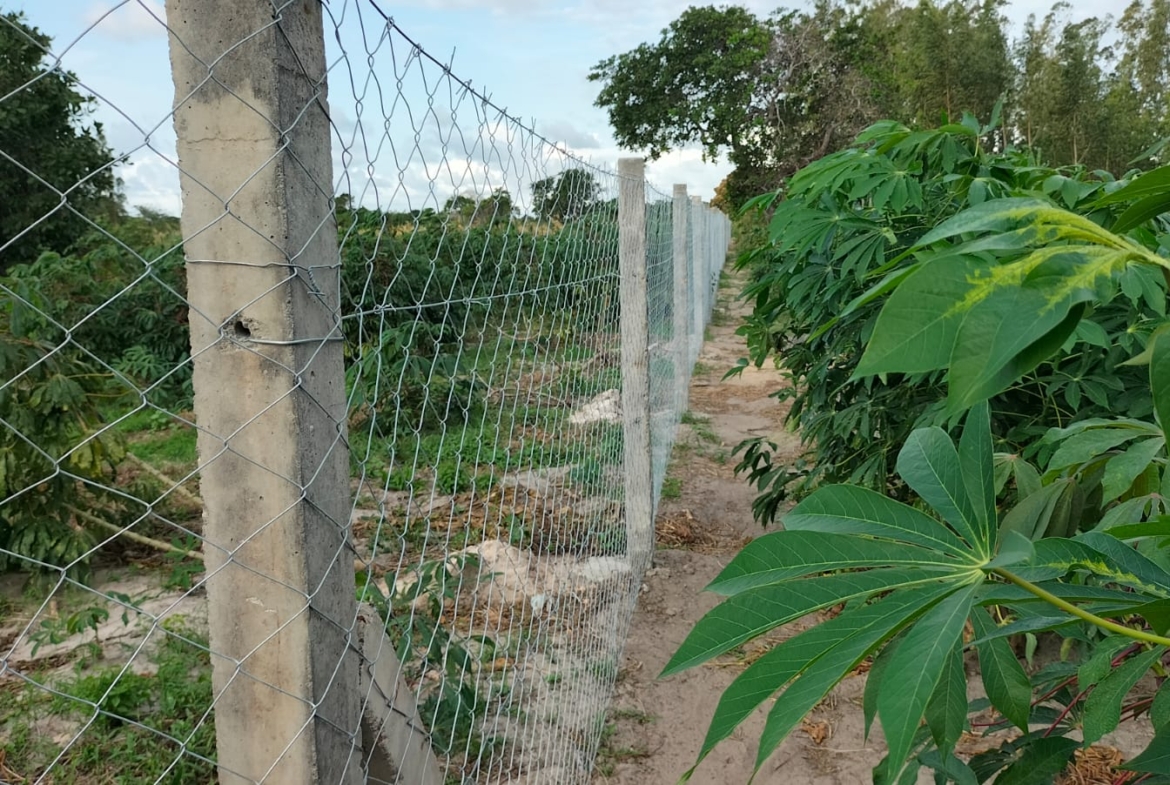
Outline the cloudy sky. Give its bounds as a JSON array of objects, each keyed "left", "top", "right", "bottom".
[{"left": 8, "top": 0, "right": 1099, "bottom": 217}]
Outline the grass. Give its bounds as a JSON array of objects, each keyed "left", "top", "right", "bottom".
[
  {"left": 594, "top": 708, "right": 654, "bottom": 777},
  {"left": 661, "top": 476, "right": 682, "bottom": 499},
  {"left": 0, "top": 616, "right": 216, "bottom": 783}
]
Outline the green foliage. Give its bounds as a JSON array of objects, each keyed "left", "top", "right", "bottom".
[
  {"left": 735, "top": 114, "right": 1164, "bottom": 518},
  {"left": 357, "top": 554, "right": 506, "bottom": 769},
  {"left": 0, "top": 13, "right": 121, "bottom": 270},
  {"left": 688, "top": 135, "right": 1170, "bottom": 783},
  {"left": 595, "top": 1, "right": 1170, "bottom": 210},
  {"left": 1, "top": 617, "right": 216, "bottom": 782}
]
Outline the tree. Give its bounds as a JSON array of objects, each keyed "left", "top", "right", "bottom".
[
  {"left": 588, "top": 6, "right": 771, "bottom": 162},
  {"left": 0, "top": 13, "right": 120, "bottom": 270},
  {"left": 443, "top": 187, "right": 514, "bottom": 228},
  {"left": 531, "top": 169, "right": 600, "bottom": 222}
]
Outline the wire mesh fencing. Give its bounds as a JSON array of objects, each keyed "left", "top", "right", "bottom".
[{"left": 0, "top": 2, "right": 728, "bottom": 783}]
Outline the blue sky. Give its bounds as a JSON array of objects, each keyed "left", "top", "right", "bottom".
[{"left": 9, "top": 0, "right": 1098, "bottom": 216}]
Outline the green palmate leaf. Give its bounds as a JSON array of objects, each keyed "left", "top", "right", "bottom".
[
  {"left": 1102, "top": 437, "right": 1165, "bottom": 502},
  {"left": 879, "top": 583, "right": 980, "bottom": 776},
  {"left": 1078, "top": 532, "right": 1170, "bottom": 595},
  {"left": 1077, "top": 636, "right": 1134, "bottom": 689},
  {"left": 916, "top": 198, "right": 1121, "bottom": 249},
  {"left": 1124, "top": 728, "right": 1170, "bottom": 775},
  {"left": 704, "top": 530, "right": 964, "bottom": 596},
  {"left": 662, "top": 568, "right": 944, "bottom": 676},
  {"left": 1047, "top": 426, "right": 1149, "bottom": 471},
  {"left": 1152, "top": 332, "right": 1170, "bottom": 434},
  {"left": 919, "top": 750, "right": 978, "bottom": 785},
  {"left": 1017, "top": 538, "right": 1170, "bottom": 596},
  {"left": 754, "top": 583, "right": 971, "bottom": 775},
  {"left": 855, "top": 255, "right": 988, "bottom": 376},
  {"left": 993, "top": 737, "right": 1079, "bottom": 785},
  {"left": 1132, "top": 599, "right": 1170, "bottom": 635},
  {"left": 684, "top": 583, "right": 961, "bottom": 780},
  {"left": 960, "top": 402, "right": 996, "bottom": 549},
  {"left": 1097, "top": 165, "right": 1170, "bottom": 207},
  {"left": 947, "top": 295, "right": 1088, "bottom": 414},
  {"left": 970, "top": 608, "right": 1032, "bottom": 731},
  {"left": 1114, "top": 192, "right": 1170, "bottom": 233},
  {"left": 1151, "top": 680, "right": 1170, "bottom": 730},
  {"left": 782, "top": 484, "right": 974, "bottom": 559},
  {"left": 895, "top": 428, "right": 983, "bottom": 552},
  {"left": 1083, "top": 646, "right": 1166, "bottom": 745},
  {"left": 1104, "top": 518, "right": 1170, "bottom": 540},
  {"left": 1000, "top": 483, "right": 1069, "bottom": 542},
  {"left": 864, "top": 632, "right": 904, "bottom": 740},
  {"left": 924, "top": 642, "right": 968, "bottom": 754}
]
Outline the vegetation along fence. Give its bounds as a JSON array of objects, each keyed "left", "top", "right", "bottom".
[{"left": 0, "top": 1, "right": 729, "bottom": 783}]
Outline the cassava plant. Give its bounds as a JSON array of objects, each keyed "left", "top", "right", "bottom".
[
  {"left": 733, "top": 112, "right": 1163, "bottom": 521},
  {"left": 676, "top": 163, "right": 1170, "bottom": 782}
]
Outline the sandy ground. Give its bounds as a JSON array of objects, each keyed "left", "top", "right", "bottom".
[{"left": 592, "top": 272, "right": 1156, "bottom": 785}]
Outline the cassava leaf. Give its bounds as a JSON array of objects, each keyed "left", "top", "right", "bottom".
[
  {"left": 924, "top": 642, "right": 968, "bottom": 754},
  {"left": 662, "top": 568, "right": 944, "bottom": 676},
  {"left": 993, "top": 737, "right": 1079, "bottom": 785},
  {"left": 782, "top": 484, "right": 974, "bottom": 559},
  {"left": 970, "top": 608, "right": 1032, "bottom": 731},
  {"left": 1124, "top": 727, "right": 1170, "bottom": 775},
  {"left": 896, "top": 427, "right": 983, "bottom": 552},
  {"left": 1083, "top": 646, "right": 1166, "bottom": 745},
  {"left": 1153, "top": 331, "right": 1170, "bottom": 435},
  {"left": 705, "top": 530, "right": 963, "bottom": 596},
  {"left": 683, "top": 583, "right": 960, "bottom": 781},
  {"left": 879, "top": 583, "right": 980, "bottom": 776},
  {"left": 960, "top": 401, "right": 996, "bottom": 549}
]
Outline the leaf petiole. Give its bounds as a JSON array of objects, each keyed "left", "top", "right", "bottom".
[{"left": 991, "top": 567, "right": 1170, "bottom": 648}]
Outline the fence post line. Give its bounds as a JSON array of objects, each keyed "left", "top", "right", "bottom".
[
  {"left": 166, "top": 2, "right": 362, "bottom": 782},
  {"left": 671, "top": 185, "right": 690, "bottom": 415},
  {"left": 618, "top": 158, "right": 654, "bottom": 573},
  {"left": 689, "top": 195, "right": 703, "bottom": 362}
]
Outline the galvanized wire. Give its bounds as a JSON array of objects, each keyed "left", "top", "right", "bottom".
[{"left": 0, "top": 2, "right": 728, "bottom": 783}]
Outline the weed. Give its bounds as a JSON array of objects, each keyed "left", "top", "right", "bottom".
[
  {"left": 2, "top": 618, "right": 216, "bottom": 783},
  {"left": 126, "top": 427, "right": 197, "bottom": 467},
  {"left": 692, "top": 361, "right": 712, "bottom": 376},
  {"left": 661, "top": 476, "right": 682, "bottom": 499},
  {"left": 593, "top": 708, "right": 652, "bottom": 777}
]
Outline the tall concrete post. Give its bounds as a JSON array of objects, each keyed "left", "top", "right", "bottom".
[
  {"left": 689, "top": 196, "right": 703, "bottom": 363},
  {"left": 618, "top": 158, "right": 653, "bottom": 573},
  {"left": 166, "top": 1, "right": 361, "bottom": 782},
  {"left": 671, "top": 185, "right": 689, "bottom": 415}
]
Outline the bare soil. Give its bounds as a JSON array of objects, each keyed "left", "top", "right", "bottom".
[{"left": 593, "top": 272, "right": 1155, "bottom": 785}]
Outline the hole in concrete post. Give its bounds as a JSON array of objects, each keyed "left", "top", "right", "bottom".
[{"left": 233, "top": 319, "right": 252, "bottom": 339}]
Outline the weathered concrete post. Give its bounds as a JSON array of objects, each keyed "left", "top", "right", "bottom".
[
  {"left": 689, "top": 196, "right": 703, "bottom": 363},
  {"left": 671, "top": 185, "right": 690, "bottom": 415},
  {"left": 166, "top": 1, "right": 361, "bottom": 782},
  {"left": 618, "top": 158, "right": 653, "bottom": 572}
]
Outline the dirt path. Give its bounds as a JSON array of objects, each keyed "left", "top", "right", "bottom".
[
  {"left": 592, "top": 270, "right": 1155, "bottom": 785},
  {"left": 593, "top": 270, "right": 894, "bottom": 785}
]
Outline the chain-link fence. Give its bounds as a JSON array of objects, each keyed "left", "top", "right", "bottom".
[{"left": 0, "top": 2, "right": 728, "bottom": 783}]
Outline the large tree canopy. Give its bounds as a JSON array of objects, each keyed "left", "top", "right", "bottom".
[
  {"left": 0, "top": 12, "right": 120, "bottom": 270},
  {"left": 592, "top": 1, "right": 1170, "bottom": 210},
  {"left": 588, "top": 6, "right": 771, "bottom": 162}
]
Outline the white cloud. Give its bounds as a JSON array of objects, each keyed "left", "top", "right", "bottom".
[
  {"left": 83, "top": 0, "right": 166, "bottom": 42},
  {"left": 540, "top": 121, "right": 601, "bottom": 150},
  {"left": 120, "top": 150, "right": 181, "bottom": 216}
]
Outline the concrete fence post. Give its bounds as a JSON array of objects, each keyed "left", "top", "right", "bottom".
[
  {"left": 166, "top": 1, "right": 361, "bottom": 782},
  {"left": 618, "top": 158, "right": 653, "bottom": 573},
  {"left": 689, "top": 195, "right": 703, "bottom": 363},
  {"left": 671, "top": 185, "right": 690, "bottom": 416}
]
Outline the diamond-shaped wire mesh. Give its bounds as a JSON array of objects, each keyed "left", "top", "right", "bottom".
[{"left": 0, "top": 2, "right": 729, "bottom": 783}]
